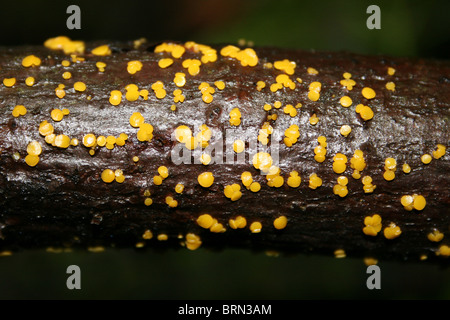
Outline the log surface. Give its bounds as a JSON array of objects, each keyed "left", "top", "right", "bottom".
[{"left": 0, "top": 39, "right": 449, "bottom": 264}]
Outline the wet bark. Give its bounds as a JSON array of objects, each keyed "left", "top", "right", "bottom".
[{"left": 0, "top": 40, "right": 448, "bottom": 265}]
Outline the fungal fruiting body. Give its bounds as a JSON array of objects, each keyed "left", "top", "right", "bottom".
[
  {"left": 340, "top": 125, "right": 351, "bottom": 137},
  {"left": 340, "top": 96, "right": 352, "bottom": 108},
  {"left": 284, "top": 125, "right": 300, "bottom": 147},
  {"left": 273, "top": 216, "right": 287, "bottom": 230},
  {"left": 250, "top": 222, "right": 262, "bottom": 233},
  {"left": 384, "top": 223, "right": 402, "bottom": 240},
  {"left": 401, "top": 194, "right": 426, "bottom": 211},
  {"left": 101, "top": 169, "right": 115, "bottom": 183},
  {"left": 428, "top": 229, "right": 444, "bottom": 242},
  {"left": 198, "top": 172, "right": 214, "bottom": 188},
  {"left": 334, "top": 249, "right": 346, "bottom": 258},
  {"left": 333, "top": 176, "right": 348, "bottom": 197},
  {"left": 362, "top": 87, "right": 376, "bottom": 99},
  {"left": 185, "top": 233, "right": 202, "bottom": 250},
  {"left": 314, "top": 136, "right": 327, "bottom": 162},
  {"left": 92, "top": 45, "right": 111, "bottom": 56},
  {"left": 332, "top": 153, "right": 347, "bottom": 174},
  {"left": 308, "top": 173, "right": 322, "bottom": 189},
  {"left": 197, "top": 214, "right": 214, "bottom": 229},
  {"left": 252, "top": 152, "right": 273, "bottom": 174},
  {"left": 22, "top": 55, "right": 41, "bottom": 67},
  {"left": 432, "top": 144, "right": 446, "bottom": 159},
  {"left": 363, "top": 214, "right": 382, "bottom": 236},
  {"left": 362, "top": 176, "right": 376, "bottom": 193},
  {"left": 307, "top": 81, "right": 321, "bottom": 101},
  {"left": 287, "top": 171, "right": 301, "bottom": 188},
  {"left": 383, "top": 157, "right": 397, "bottom": 181},
  {"left": 224, "top": 184, "right": 242, "bottom": 201},
  {"left": 12, "top": 105, "right": 27, "bottom": 118},
  {"left": 229, "top": 108, "right": 241, "bottom": 126},
  {"left": 229, "top": 216, "right": 247, "bottom": 229},
  {"left": 355, "top": 104, "right": 374, "bottom": 121}
]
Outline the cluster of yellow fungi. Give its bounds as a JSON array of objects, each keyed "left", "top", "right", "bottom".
[{"left": 2, "top": 35, "right": 447, "bottom": 257}]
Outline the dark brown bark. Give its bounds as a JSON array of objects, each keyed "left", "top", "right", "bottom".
[{"left": 0, "top": 39, "right": 449, "bottom": 264}]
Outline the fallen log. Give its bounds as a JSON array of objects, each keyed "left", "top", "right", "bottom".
[{"left": 0, "top": 36, "right": 448, "bottom": 265}]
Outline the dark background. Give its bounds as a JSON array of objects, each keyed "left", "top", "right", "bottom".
[
  {"left": 0, "top": 0, "right": 448, "bottom": 58},
  {"left": 0, "top": 0, "right": 449, "bottom": 300}
]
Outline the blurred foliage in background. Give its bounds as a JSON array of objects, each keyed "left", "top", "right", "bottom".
[
  {"left": 0, "top": 0, "right": 448, "bottom": 58},
  {"left": 0, "top": 0, "right": 449, "bottom": 300}
]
